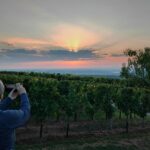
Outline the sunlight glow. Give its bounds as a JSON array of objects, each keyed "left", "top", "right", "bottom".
[
  {"left": 3, "top": 24, "right": 104, "bottom": 52},
  {"left": 51, "top": 24, "right": 100, "bottom": 52}
]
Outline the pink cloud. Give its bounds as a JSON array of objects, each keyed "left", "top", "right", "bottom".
[
  {"left": 2, "top": 37, "right": 53, "bottom": 50},
  {"left": 0, "top": 55, "right": 128, "bottom": 69}
]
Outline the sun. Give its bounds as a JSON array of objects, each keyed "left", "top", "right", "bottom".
[
  {"left": 65, "top": 38, "right": 80, "bottom": 52},
  {"left": 51, "top": 24, "right": 100, "bottom": 52}
]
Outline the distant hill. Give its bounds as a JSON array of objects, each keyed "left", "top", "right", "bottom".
[{"left": 0, "top": 68, "right": 121, "bottom": 78}]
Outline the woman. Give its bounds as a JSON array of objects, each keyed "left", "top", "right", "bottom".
[{"left": 0, "top": 81, "right": 31, "bottom": 150}]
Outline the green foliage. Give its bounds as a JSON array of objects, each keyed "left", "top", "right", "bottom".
[
  {"left": 136, "top": 89, "right": 150, "bottom": 118},
  {"left": 121, "top": 47, "right": 150, "bottom": 80},
  {"left": 0, "top": 71, "right": 150, "bottom": 136},
  {"left": 118, "top": 87, "right": 134, "bottom": 116},
  {"left": 30, "top": 78, "right": 59, "bottom": 122}
]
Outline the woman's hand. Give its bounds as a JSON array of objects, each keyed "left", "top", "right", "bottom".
[
  {"left": 8, "top": 88, "right": 19, "bottom": 100},
  {"left": 16, "top": 83, "right": 26, "bottom": 95}
]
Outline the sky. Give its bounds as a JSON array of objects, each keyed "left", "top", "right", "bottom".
[{"left": 0, "top": 0, "right": 150, "bottom": 70}]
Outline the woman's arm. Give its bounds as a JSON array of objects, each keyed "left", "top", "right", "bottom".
[
  {"left": 0, "top": 93, "right": 30, "bottom": 129},
  {"left": 0, "top": 97, "right": 13, "bottom": 110}
]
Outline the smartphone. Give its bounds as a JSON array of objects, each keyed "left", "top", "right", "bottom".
[{"left": 5, "top": 84, "right": 17, "bottom": 92}]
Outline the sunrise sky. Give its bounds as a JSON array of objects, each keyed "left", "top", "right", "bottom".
[{"left": 0, "top": 0, "right": 150, "bottom": 70}]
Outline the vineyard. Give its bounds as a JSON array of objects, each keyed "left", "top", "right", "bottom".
[{"left": 0, "top": 70, "right": 150, "bottom": 149}]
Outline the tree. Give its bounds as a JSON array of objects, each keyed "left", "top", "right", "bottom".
[
  {"left": 121, "top": 47, "right": 150, "bottom": 80},
  {"left": 69, "top": 81, "right": 83, "bottom": 122},
  {"left": 118, "top": 87, "right": 134, "bottom": 133},
  {"left": 120, "top": 63, "right": 130, "bottom": 79},
  {"left": 57, "top": 80, "right": 73, "bottom": 137},
  {"left": 84, "top": 83, "right": 97, "bottom": 120},
  {"left": 30, "top": 78, "right": 58, "bottom": 138},
  {"left": 95, "top": 84, "right": 110, "bottom": 119},
  {"left": 136, "top": 89, "right": 150, "bottom": 127},
  {"left": 95, "top": 85, "right": 116, "bottom": 130}
]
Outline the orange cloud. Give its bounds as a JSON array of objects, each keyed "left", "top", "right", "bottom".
[
  {"left": 2, "top": 24, "right": 113, "bottom": 53},
  {"left": 3, "top": 37, "right": 53, "bottom": 50},
  {"left": 7, "top": 37, "right": 49, "bottom": 45},
  {"left": 1, "top": 55, "right": 127, "bottom": 69},
  {"left": 50, "top": 24, "right": 101, "bottom": 51},
  {"left": 16, "top": 60, "right": 90, "bottom": 69}
]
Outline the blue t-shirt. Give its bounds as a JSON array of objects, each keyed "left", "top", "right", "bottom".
[{"left": 0, "top": 93, "right": 30, "bottom": 150}]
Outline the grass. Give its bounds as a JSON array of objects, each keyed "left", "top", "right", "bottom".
[
  {"left": 16, "top": 128, "right": 150, "bottom": 150},
  {"left": 16, "top": 142, "right": 136, "bottom": 150},
  {"left": 15, "top": 112, "right": 150, "bottom": 150}
]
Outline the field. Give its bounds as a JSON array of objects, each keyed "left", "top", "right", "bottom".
[
  {"left": 0, "top": 71, "right": 150, "bottom": 150},
  {"left": 16, "top": 115, "right": 150, "bottom": 150},
  {"left": 16, "top": 123, "right": 150, "bottom": 150}
]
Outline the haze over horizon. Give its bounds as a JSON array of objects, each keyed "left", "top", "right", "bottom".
[{"left": 0, "top": 0, "right": 150, "bottom": 70}]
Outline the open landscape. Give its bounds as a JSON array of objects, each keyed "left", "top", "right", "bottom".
[
  {"left": 0, "top": 66, "right": 150, "bottom": 149},
  {"left": 0, "top": 0, "right": 150, "bottom": 149}
]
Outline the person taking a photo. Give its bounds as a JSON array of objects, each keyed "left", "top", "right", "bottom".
[{"left": 0, "top": 80, "right": 31, "bottom": 150}]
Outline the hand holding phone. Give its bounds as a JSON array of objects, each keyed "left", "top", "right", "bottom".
[
  {"left": 6, "top": 83, "right": 26, "bottom": 100},
  {"left": 8, "top": 88, "right": 19, "bottom": 100},
  {"left": 16, "top": 83, "right": 26, "bottom": 95}
]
